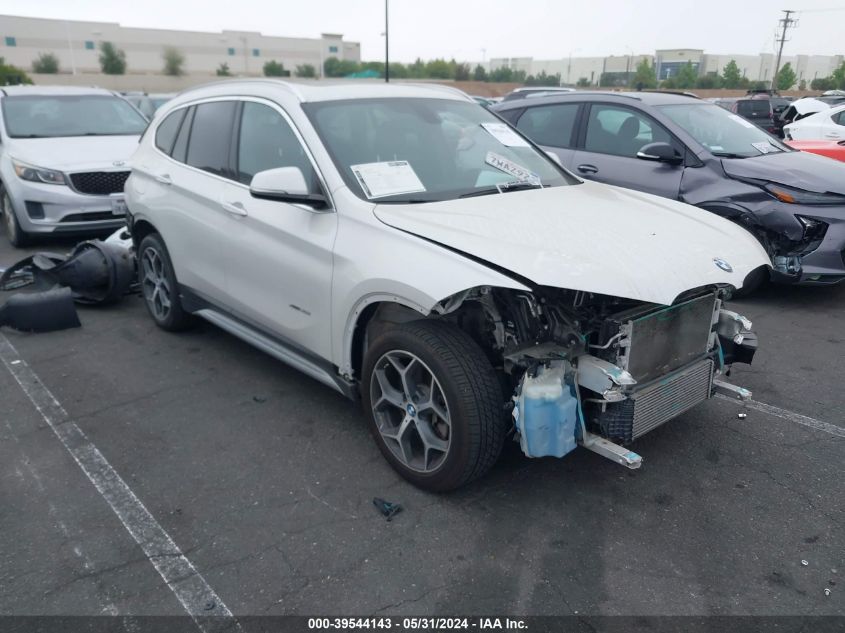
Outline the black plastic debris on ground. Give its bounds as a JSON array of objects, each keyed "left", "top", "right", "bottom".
[
  {"left": 373, "top": 497, "right": 403, "bottom": 521},
  {"left": 0, "top": 239, "right": 134, "bottom": 305},
  {"left": 0, "top": 287, "right": 81, "bottom": 333}
]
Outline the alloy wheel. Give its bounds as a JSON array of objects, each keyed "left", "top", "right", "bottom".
[
  {"left": 140, "top": 246, "right": 172, "bottom": 321},
  {"left": 370, "top": 350, "right": 452, "bottom": 473}
]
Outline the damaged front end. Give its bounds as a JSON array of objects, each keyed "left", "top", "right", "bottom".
[{"left": 437, "top": 285, "right": 757, "bottom": 469}]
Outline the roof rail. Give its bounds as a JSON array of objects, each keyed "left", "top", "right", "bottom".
[
  {"left": 639, "top": 89, "right": 700, "bottom": 99},
  {"left": 176, "top": 77, "right": 307, "bottom": 101}
]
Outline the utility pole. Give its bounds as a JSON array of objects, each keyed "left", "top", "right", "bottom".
[
  {"left": 771, "top": 9, "right": 798, "bottom": 92},
  {"left": 384, "top": 0, "right": 390, "bottom": 83}
]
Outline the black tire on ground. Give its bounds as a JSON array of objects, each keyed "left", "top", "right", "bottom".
[
  {"left": 137, "top": 233, "right": 195, "bottom": 331},
  {"left": 1, "top": 188, "right": 30, "bottom": 248},
  {"left": 362, "top": 320, "right": 506, "bottom": 492}
]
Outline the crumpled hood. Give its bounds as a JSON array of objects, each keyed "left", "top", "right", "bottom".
[
  {"left": 374, "top": 181, "right": 770, "bottom": 305},
  {"left": 7, "top": 135, "right": 140, "bottom": 172},
  {"left": 721, "top": 150, "right": 845, "bottom": 196}
]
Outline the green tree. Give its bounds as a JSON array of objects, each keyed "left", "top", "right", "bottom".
[
  {"left": 454, "top": 62, "right": 471, "bottom": 81},
  {"left": 576, "top": 77, "right": 591, "bottom": 88},
  {"left": 263, "top": 60, "right": 290, "bottom": 77},
  {"left": 99, "top": 42, "right": 126, "bottom": 75},
  {"left": 776, "top": 62, "right": 797, "bottom": 91},
  {"left": 425, "top": 58, "right": 453, "bottom": 79},
  {"left": 162, "top": 47, "right": 185, "bottom": 76},
  {"left": 661, "top": 77, "right": 678, "bottom": 90},
  {"left": 473, "top": 64, "right": 487, "bottom": 81},
  {"left": 832, "top": 61, "right": 845, "bottom": 90},
  {"left": 695, "top": 73, "right": 723, "bottom": 89},
  {"left": 99, "top": 41, "right": 127, "bottom": 75},
  {"left": 322, "top": 56, "right": 359, "bottom": 77},
  {"left": 675, "top": 61, "right": 699, "bottom": 89},
  {"left": 525, "top": 70, "right": 560, "bottom": 87},
  {"left": 798, "top": 79, "right": 807, "bottom": 91},
  {"left": 295, "top": 63, "right": 316, "bottom": 78},
  {"left": 632, "top": 58, "right": 657, "bottom": 89},
  {"left": 32, "top": 52, "right": 59, "bottom": 74},
  {"left": 489, "top": 66, "right": 514, "bottom": 82},
  {"left": 810, "top": 77, "right": 834, "bottom": 91},
  {"left": 0, "top": 56, "right": 32, "bottom": 84},
  {"left": 721, "top": 59, "right": 743, "bottom": 89},
  {"left": 388, "top": 62, "right": 408, "bottom": 78},
  {"left": 407, "top": 58, "right": 426, "bottom": 78},
  {"left": 216, "top": 62, "right": 231, "bottom": 76}
]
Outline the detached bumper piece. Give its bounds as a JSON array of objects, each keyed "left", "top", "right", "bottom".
[
  {"left": 0, "top": 287, "right": 81, "bottom": 333},
  {"left": 0, "top": 238, "right": 134, "bottom": 305}
]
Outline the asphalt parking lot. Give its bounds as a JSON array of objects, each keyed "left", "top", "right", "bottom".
[{"left": 1, "top": 231, "right": 843, "bottom": 621}]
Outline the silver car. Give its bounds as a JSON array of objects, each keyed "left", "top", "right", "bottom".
[{"left": 0, "top": 86, "right": 148, "bottom": 246}]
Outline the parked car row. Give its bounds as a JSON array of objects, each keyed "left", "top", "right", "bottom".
[
  {"left": 493, "top": 90, "right": 845, "bottom": 287},
  {"left": 0, "top": 80, "right": 840, "bottom": 491}
]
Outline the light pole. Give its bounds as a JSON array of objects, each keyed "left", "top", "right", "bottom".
[
  {"left": 625, "top": 46, "right": 634, "bottom": 87},
  {"left": 384, "top": 0, "right": 389, "bottom": 82}
]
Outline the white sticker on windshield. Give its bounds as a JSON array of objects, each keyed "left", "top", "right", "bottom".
[
  {"left": 480, "top": 122, "right": 531, "bottom": 147},
  {"left": 350, "top": 161, "right": 426, "bottom": 199},
  {"left": 752, "top": 142, "right": 774, "bottom": 154},
  {"left": 728, "top": 113, "right": 756, "bottom": 129},
  {"left": 485, "top": 151, "right": 541, "bottom": 184}
]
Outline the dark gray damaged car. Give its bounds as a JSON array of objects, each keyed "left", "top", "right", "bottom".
[{"left": 494, "top": 92, "right": 845, "bottom": 287}]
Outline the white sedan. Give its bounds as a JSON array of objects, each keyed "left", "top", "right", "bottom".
[{"left": 785, "top": 102, "right": 845, "bottom": 141}]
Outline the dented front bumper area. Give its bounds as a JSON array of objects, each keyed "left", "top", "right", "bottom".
[{"left": 511, "top": 293, "right": 757, "bottom": 468}]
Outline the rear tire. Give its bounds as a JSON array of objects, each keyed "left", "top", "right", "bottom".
[
  {"left": 362, "top": 320, "right": 506, "bottom": 492},
  {"left": 1, "top": 188, "right": 30, "bottom": 248},
  {"left": 138, "top": 233, "right": 194, "bottom": 331}
]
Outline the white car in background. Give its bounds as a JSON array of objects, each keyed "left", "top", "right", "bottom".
[
  {"left": 125, "top": 80, "right": 767, "bottom": 491},
  {"left": 784, "top": 102, "right": 845, "bottom": 141},
  {"left": 0, "top": 86, "right": 148, "bottom": 246}
]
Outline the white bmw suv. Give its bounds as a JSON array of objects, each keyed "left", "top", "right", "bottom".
[{"left": 126, "top": 80, "right": 768, "bottom": 491}]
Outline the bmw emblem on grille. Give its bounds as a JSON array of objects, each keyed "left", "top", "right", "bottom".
[{"left": 713, "top": 258, "right": 733, "bottom": 273}]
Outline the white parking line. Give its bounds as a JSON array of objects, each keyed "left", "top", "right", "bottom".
[
  {"left": 0, "top": 334, "right": 239, "bottom": 631},
  {"left": 716, "top": 394, "right": 845, "bottom": 438}
]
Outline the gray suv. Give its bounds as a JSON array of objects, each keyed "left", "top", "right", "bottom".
[{"left": 494, "top": 92, "right": 845, "bottom": 287}]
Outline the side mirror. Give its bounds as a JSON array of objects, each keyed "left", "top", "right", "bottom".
[
  {"left": 636, "top": 142, "right": 683, "bottom": 165},
  {"left": 249, "top": 167, "right": 328, "bottom": 209}
]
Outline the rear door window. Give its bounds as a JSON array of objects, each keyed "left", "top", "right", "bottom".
[
  {"left": 154, "top": 108, "right": 185, "bottom": 155},
  {"left": 516, "top": 103, "right": 579, "bottom": 148},
  {"left": 185, "top": 101, "right": 237, "bottom": 178},
  {"left": 736, "top": 100, "right": 770, "bottom": 118}
]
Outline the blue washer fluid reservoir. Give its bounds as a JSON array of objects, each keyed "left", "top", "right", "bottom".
[{"left": 513, "top": 362, "right": 579, "bottom": 458}]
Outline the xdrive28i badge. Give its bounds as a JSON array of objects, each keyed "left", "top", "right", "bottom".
[{"left": 713, "top": 258, "right": 733, "bottom": 273}]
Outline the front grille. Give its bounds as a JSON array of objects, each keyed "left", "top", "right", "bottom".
[
  {"left": 69, "top": 171, "right": 130, "bottom": 195},
  {"left": 631, "top": 359, "right": 714, "bottom": 439}
]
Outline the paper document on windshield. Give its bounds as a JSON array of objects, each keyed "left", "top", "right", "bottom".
[
  {"left": 350, "top": 161, "right": 426, "bottom": 199},
  {"left": 480, "top": 122, "right": 530, "bottom": 147},
  {"left": 751, "top": 142, "right": 776, "bottom": 155},
  {"left": 485, "top": 151, "right": 541, "bottom": 185}
]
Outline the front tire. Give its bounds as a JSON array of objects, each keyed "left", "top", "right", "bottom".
[
  {"left": 1, "top": 188, "right": 30, "bottom": 248},
  {"left": 362, "top": 320, "right": 506, "bottom": 492},
  {"left": 138, "top": 233, "right": 194, "bottom": 331}
]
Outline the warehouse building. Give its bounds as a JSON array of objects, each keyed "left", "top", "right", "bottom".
[{"left": 0, "top": 14, "right": 360, "bottom": 76}]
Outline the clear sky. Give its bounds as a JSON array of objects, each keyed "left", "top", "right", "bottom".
[{"left": 2, "top": 0, "right": 843, "bottom": 61}]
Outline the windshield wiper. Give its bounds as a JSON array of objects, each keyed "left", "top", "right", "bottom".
[
  {"left": 459, "top": 180, "right": 543, "bottom": 199},
  {"left": 711, "top": 151, "right": 751, "bottom": 159}
]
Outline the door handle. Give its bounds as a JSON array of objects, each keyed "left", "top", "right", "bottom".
[
  {"left": 824, "top": 132, "right": 841, "bottom": 139},
  {"left": 577, "top": 164, "right": 599, "bottom": 174},
  {"left": 221, "top": 200, "right": 248, "bottom": 217},
  {"left": 154, "top": 173, "right": 172, "bottom": 185}
]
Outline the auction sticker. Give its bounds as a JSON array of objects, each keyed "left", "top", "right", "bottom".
[
  {"left": 350, "top": 161, "right": 426, "bottom": 199},
  {"left": 480, "top": 122, "right": 530, "bottom": 147},
  {"left": 485, "top": 151, "right": 541, "bottom": 184}
]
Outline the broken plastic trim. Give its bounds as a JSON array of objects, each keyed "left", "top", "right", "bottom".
[{"left": 0, "top": 287, "right": 81, "bottom": 333}]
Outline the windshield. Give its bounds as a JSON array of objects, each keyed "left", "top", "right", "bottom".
[
  {"left": 658, "top": 103, "right": 790, "bottom": 158},
  {"left": 304, "top": 98, "right": 576, "bottom": 202},
  {"left": 2, "top": 95, "right": 148, "bottom": 138}
]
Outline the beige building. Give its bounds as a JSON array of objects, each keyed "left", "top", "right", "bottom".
[{"left": 0, "top": 14, "right": 360, "bottom": 77}]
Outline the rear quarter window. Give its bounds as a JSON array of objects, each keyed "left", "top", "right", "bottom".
[{"left": 154, "top": 109, "right": 186, "bottom": 155}]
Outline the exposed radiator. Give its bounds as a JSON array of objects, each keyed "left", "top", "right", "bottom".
[{"left": 631, "top": 358, "right": 714, "bottom": 439}]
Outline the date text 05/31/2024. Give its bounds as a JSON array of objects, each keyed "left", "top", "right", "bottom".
[{"left": 307, "top": 618, "right": 528, "bottom": 630}]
